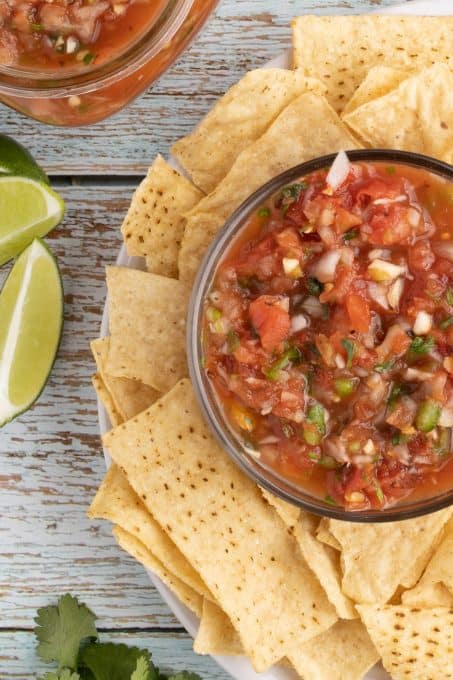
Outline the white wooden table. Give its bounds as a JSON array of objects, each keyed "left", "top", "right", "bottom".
[{"left": 0, "top": 1, "right": 413, "bottom": 676}]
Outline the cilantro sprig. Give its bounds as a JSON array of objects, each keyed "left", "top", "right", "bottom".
[{"left": 35, "top": 595, "right": 202, "bottom": 680}]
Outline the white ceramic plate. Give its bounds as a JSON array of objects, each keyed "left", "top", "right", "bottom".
[{"left": 98, "top": 2, "right": 452, "bottom": 678}]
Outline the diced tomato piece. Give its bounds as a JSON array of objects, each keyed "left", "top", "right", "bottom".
[
  {"left": 285, "top": 200, "right": 307, "bottom": 226},
  {"left": 275, "top": 227, "right": 303, "bottom": 256},
  {"left": 346, "top": 292, "right": 371, "bottom": 333},
  {"left": 366, "top": 205, "right": 412, "bottom": 246},
  {"left": 356, "top": 177, "right": 406, "bottom": 205},
  {"left": 249, "top": 295, "right": 290, "bottom": 353},
  {"left": 408, "top": 241, "right": 435, "bottom": 272},
  {"left": 334, "top": 207, "right": 362, "bottom": 233},
  {"left": 320, "top": 264, "right": 356, "bottom": 304}
]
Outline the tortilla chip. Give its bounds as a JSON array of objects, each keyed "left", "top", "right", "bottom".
[
  {"left": 402, "top": 518, "right": 453, "bottom": 608},
  {"left": 179, "top": 92, "right": 360, "bottom": 284},
  {"left": 92, "top": 373, "right": 122, "bottom": 427},
  {"left": 113, "top": 526, "right": 203, "bottom": 617},
  {"left": 194, "top": 600, "right": 243, "bottom": 656},
  {"left": 91, "top": 338, "right": 159, "bottom": 421},
  {"left": 357, "top": 604, "right": 453, "bottom": 680},
  {"left": 343, "top": 64, "right": 453, "bottom": 163},
  {"left": 288, "top": 620, "right": 379, "bottom": 680},
  {"left": 104, "top": 379, "right": 337, "bottom": 672},
  {"left": 316, "top": 518, "right": 341, "bottom": 551},
  {"left": 330, "top": 509, "right": 453, "bottom": 604},
  {"left": 261, "top": 491, "right": 356, "bottom": 620},
  {"left": 292, "top": 15, "right": 453, "bottom": 112},
  {"left": 88, "top": 464, "right": 211, "bottom": 599},
  {"left": 120, "top": 155, "right": 203, "bottom": 278},
  {"left": 342, "top": 66, "right": 409, "bottom": 116},
  {"left": 172, "top": 69, "right": 327, "bottom": 194},
  {"left": 105, "top": 267, "right": 189, "bottom": 392},
  {"left": 260, "top": 487, "right": 300, "bottom": 527}
]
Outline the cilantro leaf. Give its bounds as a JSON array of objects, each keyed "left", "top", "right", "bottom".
[
  {"left": 35, "top": 594, "right": 98, "bottom": 670},
  {"left": 39, "top": 671, "right": 81, "bottom": 680},
  {"left": 167, "top": 674, "right": 203, "bottom": 680},
  {"left": 341, "top": 338, "right": 355, "bottom": 369},
  {"left": 80, "top": 643, "right": 158, "bottom": 680},
  {"left": 307, "top": 276, "right": 323, "bottom": 296},
  {"left": 408, "top": 335, "right": 435, "bottom": 355},
  {"left": 131, "top": 656, "right": 158, "bottom": 680}
]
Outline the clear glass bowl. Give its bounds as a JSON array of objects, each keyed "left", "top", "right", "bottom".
[
  {"left": 188, "top": 149, "right": 453, "bottom": 522},
  {"left": 0, "top": 0, "right": 218, "bottom": 126}
]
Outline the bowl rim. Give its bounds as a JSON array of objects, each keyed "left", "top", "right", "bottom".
[{"left": 187, "top": 149, "right": 453, "bottom": 523}]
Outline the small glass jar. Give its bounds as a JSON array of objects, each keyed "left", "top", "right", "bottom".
[
  {"left": 188, "top": 149, "right": 453, "bottom": 522},
  {"left": 0, "top": 0, "right": 219, "bottom": 126}
]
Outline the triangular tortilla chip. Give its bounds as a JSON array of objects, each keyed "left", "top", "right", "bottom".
[
  {"left": 343, "top": 64, "right": 453, "bottom": 163},
  {"left": 358, "top": 604, "right": 453, "bottom": 680},
  {"left": 104, "top": 379, "right": 337, "bottom": 672},
  {"left": 172, "top": 69, "right": 327, "bottom": 193},
  {"left": 92, "top": 373, "right": 122, "bottom": 427},
  {"left": 342, "top": 66, "right": 409, "bottom": 116},
  {"left": 194, "top": 599, "right": 243, "bottom": 656},
  {"left": 105, "top": 267, "right": 189, "bottom": 392},
  {"left": 292, "top": 15, "right": 453, "bottom": 112},
  {"left": 121, "top": 155, "right": 203, "bottom": 278}
]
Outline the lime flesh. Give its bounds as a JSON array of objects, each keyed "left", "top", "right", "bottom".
[
  {"left": 0, "top": 134, "right": 49, "bottom": 184},
  {"left": 0, "top": 176, "right": 65, "bottom": 266},
  {"left": 0, "top": 239, "right": 63, "bottom": 426}
]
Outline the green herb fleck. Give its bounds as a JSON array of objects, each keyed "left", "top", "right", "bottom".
[
  {"left": 408, "top": 335, "right": 435, "bottom": 355},
  {"left": 341, "top": 338, "right": 355, "bottom": 369},
  {"left": 321, "top": 304, "right": 330, "bottom": 320},
  {"left": 334, "top": 377, "right": 357, "bottom": 397},
  {"left": 446, "top": 287, "right": 453, "bottom": 306},
  {"left": 415, "top": 399, "right": 441, "bottom": 433},
  {"left": 343, "top": 228, "right": 359, "bottom": 242},
  {"left": 324, "top": 494, "right": 337, "bottom": 506},
  {"left": 385, "top": 166, "right": 396, "bottom": 175},
  {"left": 307, "top": 403, "right": 326, "bottom": 435},
  {"left": 31, "top": 23, "right": 44, "bottom": 31},
  {"left": 257, "top": 207, "right": 270, "bottom": 218},
  {"left": 374, "top": 359, "right": 395, "bottom": 373},
  {"left": 307, "top": 451, "right": 320, "bottom": 462},
  {"left": 375, "top": 483, "right": 385, "bottom": 504},
  {"left": 227, "top": 330, "right": 240, "bottom": 353},
  {"left": 206, "top": 307, "right": 221, "bottom": 322},
  {"left": 307, "top": 276, "right": 324, "bottom": 296},
  {"left": 83, "top": 52, "right": 95, "bottom": 65},
  {"left": 280, "top": 182, "right": 307, "bottom": 202},
  {"left": 263, "top": 346, "right": 302, "bottom": 381}
]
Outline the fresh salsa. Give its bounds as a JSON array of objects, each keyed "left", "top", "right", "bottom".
[
  {"left": 203, "top": 154, "right": 453, "bottom": 510},
  {"left": 0, "top": 0, "right": 167, "bottom": 68}
]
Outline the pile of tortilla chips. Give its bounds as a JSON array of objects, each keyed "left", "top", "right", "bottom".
[{"left": 89, "top": 15, "right": 453, "bottom": 680}]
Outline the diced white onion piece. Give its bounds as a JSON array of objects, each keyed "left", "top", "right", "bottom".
[
  {"left": 340, "top": 247, "right": 354, "bottom": 267},
  {"left": 432, "top": 241, "right": 453, "bottom": 262},
  {"left": 311, "top": 249, "right": 341, "bottom": 283},
  {"left": 66, "top": 36, "right": 79, "bottom": 54},
  {"left": 387, "top": 277, "right": 405, "bottom": 310},
  {"left": 291, "top": 314, "right": 309, "bottom": 333},
  {"left": 413, "top": 311, "right": 433, "bottom": 335},
  {"left": 302, "top": 296, "right": 325, "bottom": 319},
  {"left": 391, "top": 444, "right": 410, "bottom": 465},
  {"left": 368, "top": 248, "right": 390, "bottom": 261},
  {"left": 363, "top": 439, "right": 375, "bottom": 455},
  {"left": 353, "top": 455, "right": 374, "bottom": 467},
  {"left": 373, "top": 195, "right": 406, "bottom": 205},
  {"left": 368, "top": 259, "right": 406, "bottom": 282},
  {"left": 113, "top": 3, "right": 127, "bottom": 14},
  {"left": 319, "top": 208, "right": 335, "bottom": 227},
  {"left": 323, "top": 437, "right": 350, "bottom": 463},
  {"left": 407, "top": 207, "right": 420, "bottom": 227},
  {"left": 283, "top": 257, "right": 301, "bottom": 277},
  {"left": 276, "top": 296, "right": 290, "bottom": 312},
  {"left": 335, "top": 353, "right": 346, "bottom": 369},
  {"left": 258, "top": 435, "right": 280, "bottom": 445},
  {"left": 318, "top": 224, "right": 336, "bottom": 247},
  {"left": 439, "top": 408, "right": 453, "bottom": 427},
  {"left": 404, "top": 367, "right": 433, "bottom": 382},
  {"left": 368, "top": 282, "right": 390, "bottom": 310},
  {"left": 326, "top": 150, "right": 350, "bottom": 190}
]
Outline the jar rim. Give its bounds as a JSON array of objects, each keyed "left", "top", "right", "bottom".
[{"left": 0, "top": 0, "right": 193, "bottom": 97}]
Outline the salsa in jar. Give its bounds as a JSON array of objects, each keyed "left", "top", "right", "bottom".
[{"left": 203, "top": 153, "right": 453, "bottom": 511}]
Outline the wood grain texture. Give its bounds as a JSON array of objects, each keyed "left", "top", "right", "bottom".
[
  {"left": 0, "top": 1, "right": 414, "bottom": 678},
  {"left": 0, "top": 0, "right": 403, "bottom": 176}
]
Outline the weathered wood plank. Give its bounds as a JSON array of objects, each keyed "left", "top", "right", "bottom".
[
  {"left": 0, "top": 0, "right": 409, "bottom": 176},
  {"left": 0, "top": 631, "right": 230, "bottom": 679},
  {"left": 0, "top": 184, "right": 184, "bottom": 629}
]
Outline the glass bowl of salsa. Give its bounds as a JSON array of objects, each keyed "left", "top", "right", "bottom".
[
  {"left": 0, "top": 0, "right": 218, "bottom": 126},
  {"left": 188, "top": 149, "right": 453, "bottom": 521}
]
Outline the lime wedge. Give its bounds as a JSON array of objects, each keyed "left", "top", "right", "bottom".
[
  {"left": 0, "top": 134, "right": 49, "bottom": 184},
  {"left": 0, "top": 239, "right": 63, "bottom": 427},
  {"left": 0, "top": 176, "right": 65, "bottom": 266}
]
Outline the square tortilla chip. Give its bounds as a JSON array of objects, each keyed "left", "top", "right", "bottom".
[
  {"left": 91, "top": 338, "right": 159, "bottom": 421},
  {"left": 179, "top": 92, "right": 360, "bottom": 284},
  {"left": 343, "top": 64, "right": 453, "bottom": 163},
  {"left": 357, "top": 605, "right": 453, "bottom": 680},
  {"left": 105, "top": 267, "right": 189, "bottom": 392},
  {"left": 104, "top": 379, "right": 337, "bottom": 672},
  {"left": 330, "top": 509, "right": 453, "bottom": 604},
  {"left": 121, "top": 155, "right": 203, "bottom": 278},
  {"left": 92, "top": 373, "right": 122, "bottom": 427},
  {"left": 292, "top": 15, "right": 453, "bottom": 113},
  {"left": 194, "top": 600, "right": 243, "bottom": 656},
  {"left": 261, "top": 491, "right": 356, "bottom": 620},
  {"left": 113, "top": 526, "right": 203, "bottom": 617},
  {"left": 88, "top": 464, "right": 211, "bottom": 600},
  {"left": 288, "top": 620, "right": 379, "bottom": 680},
  {"left": 172, "top": 69, "right": 327, "bottom": 193},
  {"left": 342, "top": 66, "right": 409, "bottom": 116},
  {"left": 402, "top": 518, "right": 453, "bottom": 608}
]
